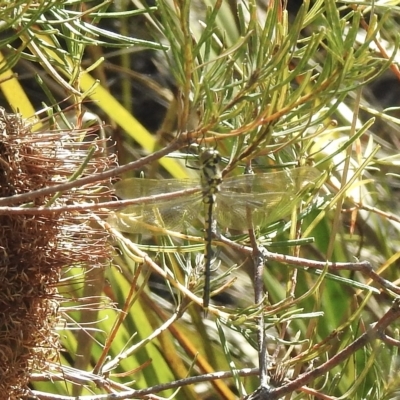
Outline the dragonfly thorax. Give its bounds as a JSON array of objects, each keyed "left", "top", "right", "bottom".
[{"left": 199, "top": 148, "right": 222, "bottom": 199}]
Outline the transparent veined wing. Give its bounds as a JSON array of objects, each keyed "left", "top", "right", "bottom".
[
  {"left": 215, "top": 166, "right": 320, "bottom": 230},
  {"left": 108, "top": 166, "right": 320, "bottom": 234},
  {"left": 108, "top": 178, "right": 203, "bottom": 234}
]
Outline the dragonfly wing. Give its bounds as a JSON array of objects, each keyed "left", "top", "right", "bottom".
[
  {"left": 109, "top": 178, "right": 202, "bottom": 234},
  {"left": 216, "top": 167, "right": 320, "bottom": 230},
  {"left": 109, "top": 196, "right": 203, "bottom": 234},
  {"left": 215, "top": 191, "right": 296, "bottom": 230},
  {"left": 113, "top": 177, "right": 201, "bottom": 198},
  {"left": 220, "top": 166, "right": 320, "bottom": 193}
]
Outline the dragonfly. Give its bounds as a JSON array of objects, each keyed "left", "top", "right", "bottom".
[{"left": 108, "top": 149, "right": 320, "bottom": 311}]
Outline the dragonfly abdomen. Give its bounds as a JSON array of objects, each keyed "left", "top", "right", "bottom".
[{"left": 199, "top": 148, "right": 223, "bottom": 311}]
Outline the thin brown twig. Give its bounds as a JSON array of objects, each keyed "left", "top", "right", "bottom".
[
  {"left": 0, "top": 136, "right": 187, "bottom": 207},
  {"left": 216, "top": 235, "right": 400, "bottom": 296},
  {"left": 0, "top": 187, "right": 200, "bottom": 215},
  {"left": 31, "top": 367, "right": 259, "bottom": 399}
]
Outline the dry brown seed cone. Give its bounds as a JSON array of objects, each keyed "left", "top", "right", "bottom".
[{"left": 0, "top": 108, "right": 114, "bottom": 398}]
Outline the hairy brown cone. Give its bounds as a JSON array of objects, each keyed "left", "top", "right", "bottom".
[{"left": 0, "top": 108, "right": 114, "bottom": 398}]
